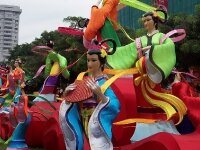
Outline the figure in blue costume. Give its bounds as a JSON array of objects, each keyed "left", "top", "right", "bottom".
[{"left": 59, "top": 40, "right": 120, "bottom": 150}]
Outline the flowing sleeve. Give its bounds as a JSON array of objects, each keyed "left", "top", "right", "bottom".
[
  {"left": 146, "top": 33, "right": 176, "bottom": 83},
  {"left": 106, "top": 42, "right": 138, "bottom": 69},
  {"left": 98, "top": 79, "right": 120, "bottom": 139},
  {"left": 84, "top": 0, "right": 119, "bottom": 41}
]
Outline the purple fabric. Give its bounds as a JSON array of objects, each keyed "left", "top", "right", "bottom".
[
  {"left": 82, "top": 98, "right": 97, "bottom": 108},
  {"left": 6, "top": 148, "right": 29, "bottom": 150},
  {"left": 45, "top": 76, "right": 58, "bottom": 86}
]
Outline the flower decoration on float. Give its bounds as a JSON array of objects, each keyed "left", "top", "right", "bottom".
[
  {"left": 100, "top": 48, "right": 108, "bottom": 58},
  {"left": 153, "top": 10, "right": 159, "bottom": 18}
]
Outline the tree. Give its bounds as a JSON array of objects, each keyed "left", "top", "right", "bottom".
[
  {"left": 63, "top": 16, "right": 86, "bottom": 28},
  {"left": 165, "top": 4, "right": 200, "bottom": 68}
]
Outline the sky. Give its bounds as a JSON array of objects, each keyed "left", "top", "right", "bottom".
[{"left": 0, "top": 0, "right": 96, "bottom": 44}]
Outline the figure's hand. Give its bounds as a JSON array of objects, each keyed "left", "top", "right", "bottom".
[
  {"left": 142, "top": 45, "right": 151, "bottom": 53},
  {"left": 20, "top": 82, "right": 26, "bottom": 88},
  {"left": 172, "top": 73, "right": 181, "bottom": 86},
  {"left": 85, "top": 77, "right": 102, "bottom": 96},
  {"left": 85, "top": 77, "right": 108, "bottom": 103},
  {"left": 63, "top": 83, "right": 76, "bottom": 96},
  {"left": 174, "top": 73, "right": 181, "bottom": 82}
]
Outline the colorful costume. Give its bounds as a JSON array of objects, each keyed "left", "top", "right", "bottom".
[
  {"left": 107, "top": 31, "right": 176, "bottom": 83},
  {"left": 0, "top": 63, "right": 30, "bottom": 150},
  {"left": 33, "top": 50, "right": 69, "bottom": 102},
  {"left": 107, "top": 30, "right": 187, "bottom": 141},
  {"left": 59, "top": 74, "right": 120, "bottom": 150},
  {"left": 25, "top": 47, "right": 69, "bottom": 150}
]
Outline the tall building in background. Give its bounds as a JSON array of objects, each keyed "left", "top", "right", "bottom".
[{"left": 0, "top": 5, "right": 22, "bottom": 62}]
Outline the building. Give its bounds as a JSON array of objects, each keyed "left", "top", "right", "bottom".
[
  {"left": 0, "top": 5, "right": 22, "bottom": 62},
  {"left": 118, "top": 0, "right": 200, "bottom": 29}
]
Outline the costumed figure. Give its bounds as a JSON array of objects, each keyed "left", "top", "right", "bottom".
[
  {"left": 171, "top": 73, "right": 200, "bottom": 132},
  {"left": 58, "top": 0, "right": 194, "bottom": 149},
  {"left": 32, "top": 41, "right": 70, "bottom": 102},
  {"left": 59, "top": 39, "right": 120, "bottom": 150},
  {"left": 0, "top": 58, "right": 30, "bottom": 150},
  {"left": 82, "top": 0, "right": 187, "bottom": 145},
  {"left": 108, "top": 10, "right": 187, "bottom": 142},
  {"left": 25, "top": 41, "right": 70, "bottom": 150}
]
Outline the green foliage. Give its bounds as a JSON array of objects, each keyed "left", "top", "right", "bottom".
[
  {"left": 116, "top": 27, "right": 136, "bottom": 45},
  {"left": 63, "top": 16, "right": 85, "bottom": 28},
  {"left": 165, "top": 4, "right": 200, "bottom": 68}
]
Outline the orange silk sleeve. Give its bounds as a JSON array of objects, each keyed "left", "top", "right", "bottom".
[
  {"left": 84, "top": 0, "right": 119, "bottom": 41},
  {"left": 13, "top": 67, "right": 24, "bottom": 81}
]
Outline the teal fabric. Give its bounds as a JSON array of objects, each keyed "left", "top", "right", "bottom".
[
  {"left": 8, "top": 113, "right": 31, "bottom": 148},
  {"left": 98, "top": 78, "right": 120, "bottom": 139},
  {"left": 66, "top": 103, "right": 83, "bottom": 150}
]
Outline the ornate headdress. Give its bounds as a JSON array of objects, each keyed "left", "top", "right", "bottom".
[
  {"left": 142, "top": 9, "right": 168, "bottom": 24},
  {"left": 87, "top": 38, "right": 117, "bottom": 58}
]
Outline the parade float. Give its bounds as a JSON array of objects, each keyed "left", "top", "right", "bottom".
[{"left": 1, "top": 0, "right": 200, "bottom": 150}]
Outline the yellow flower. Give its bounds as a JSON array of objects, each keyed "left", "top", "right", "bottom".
[
  {"left": 100, "top": 49, "right": 107, "bottom": 58},
  {"left": 153, "top": 11, "right": 158, "bottom": 17}
]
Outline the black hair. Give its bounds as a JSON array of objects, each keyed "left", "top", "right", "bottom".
[
  {"left": 87, "top": 50, "right": 106, "bottom": 71},
  {"left": 142, "top": 10, "right": 167, "bottom": 29},
  {"left": 46, "top": 40, "right": 54, "bottom": 48}
]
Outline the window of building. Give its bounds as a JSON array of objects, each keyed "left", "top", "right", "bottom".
[
  {"left": 5, "top": 18, "right": 12, "bottom": 21},
  {"left": 4, "top": 26, "right": 12, "bottom": 29},
  {"left": 4, "top": 39, "right": 12, "bottom": 42},
  {"left": 4, "top": 30, "right": 11, "bottom": 33},
  {"left": 4, "top": 43, "right": 11, "bottom": 46},
  {"left": 4, "top": 35, "right": 12, "bottom": 38}
]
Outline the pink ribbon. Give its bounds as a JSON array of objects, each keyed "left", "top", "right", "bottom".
[
  {"left": 33, "top": 65, "right": 46, "bottom": 79},
  {"left": 160, "top": 29, "right": 186, "bottom": 44},
  {"left": 172, "top": 70, "right": 199, "bottom": 79}
]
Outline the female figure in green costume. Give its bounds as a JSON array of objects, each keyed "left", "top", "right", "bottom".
[
  {"left": 107, "top": 9, "right": 175, "bottom": 84},
  {"left": 110, "top": 10, "right": 187, "bottom": 142}
]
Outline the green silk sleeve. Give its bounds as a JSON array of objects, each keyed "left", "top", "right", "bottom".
[
  {"left": 106, "top": 42, "right": 137, "bottom": 69},
  {"left": 145, "top": 33, "right": 176, "bottom": 83},
  {"left": 106, "top": 32, "right": 176, "bottom": 84}
]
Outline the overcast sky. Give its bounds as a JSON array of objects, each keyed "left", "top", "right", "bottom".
[{"left": 0, "top": 0, "right": 96, "bottom": 44}]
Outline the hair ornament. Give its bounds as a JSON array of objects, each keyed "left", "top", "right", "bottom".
[{"left": 100, "top": 48, "right": 108, "bottom": 58}]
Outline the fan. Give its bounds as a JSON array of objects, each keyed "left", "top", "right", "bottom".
[{"left": 64, "top": 80, "right": 93, "bottom": 102}]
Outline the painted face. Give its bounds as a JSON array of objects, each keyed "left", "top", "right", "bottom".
[
  {"left": 14, "top": 60, "right": 20, "bottom": 67},
  {"left": 142, "top": 15, "right": 156, "bottom": 32},
  {"left": 87, "top": 53, "right": 102, "bottom": 75}
]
